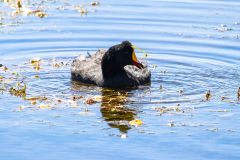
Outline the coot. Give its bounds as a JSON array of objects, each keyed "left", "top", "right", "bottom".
[{"left": 71, "top": 41, "right": 151, "bottom": 88}]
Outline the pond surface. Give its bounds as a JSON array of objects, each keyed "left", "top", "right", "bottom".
[{"left": 1, "top": 0, "right": 240, "bottom": 159}]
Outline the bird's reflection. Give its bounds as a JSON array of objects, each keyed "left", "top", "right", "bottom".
[
  {"left": 100, "top": 88, "right": 136, "bottom": 133},
  {"left": 71, "top": 81, "right": 137, "bottom": 133}
]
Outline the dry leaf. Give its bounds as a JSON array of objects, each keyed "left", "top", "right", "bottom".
[
  {"left": 90, "top": 2, "right": 100, "bottom": 6},
  {"left": 30, "top": 58, "right": 41, "bottom": 64},
  {"left": 38, "top": 104, "right": 51, "bottom": 109},
  {"left": 85, "top": 98, "right": 95, "bottom": 104},
  {"left": 205, "top": 90, "right": 211, "bottom": 101}
]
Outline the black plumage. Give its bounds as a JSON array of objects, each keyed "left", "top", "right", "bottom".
[{"left": 71, "top": 41, "right": 151, "bottom": 88}]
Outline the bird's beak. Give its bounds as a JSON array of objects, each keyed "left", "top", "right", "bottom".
[{"left": 132, "top": 51, "right": 144, "bottom": 69}]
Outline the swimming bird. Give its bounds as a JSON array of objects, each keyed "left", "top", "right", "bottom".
[{"left": 71, "top": 41, "right": 151, "bottom": 88}]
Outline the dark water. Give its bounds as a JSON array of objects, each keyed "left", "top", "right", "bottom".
[{"left": 0, "top": 0, "right": 240, "bottom": 159}]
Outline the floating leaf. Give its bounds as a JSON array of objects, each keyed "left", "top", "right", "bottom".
[
  {"left": 25, "top": 96, "right": 47, "bottom": 101},
  {"left": 31, "top": 100, "right": 37, "bottom": 105},
  {"left": 205, "top": 90, "right": 211, "bottom": 101},
  {"left": 1, "top": 65, "right": 8, "bottom": 72},
  {"left": 75, "top": 6, "right": 88, "bottom": 14},
  {"left": 90, "top": 2, "right": 100, "bottom": 6},
  {"left": 9, "top": 82, "right": 26, "bottom": 97},
  {"left": 129, "top": 119, "right": 143, "bottom": 126},
  {"left": 30, "top": 58, "right": 41, "bottom": 64},
  {"left": 17, "top": 105, "right": 27, "bottom": 111},
  {"left": 35, "top": 11, "right": 47, "bottom": 18},
  {"left": 179, "top": 89, "right": 183, "bottom": 94},
  {"left": 72, "top": 95, "right": 83, "bottom": 101},
  {"left": 85, "top": 98, "right": 95, "bottom": 104},
  {"left": 38, "top": 104, "right": 51, "bottom": 109},
  {"left": 237, "top": 87, "right": 240, "bottom": 101}
]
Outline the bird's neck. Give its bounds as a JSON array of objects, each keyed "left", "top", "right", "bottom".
[
  {"left": 101, "top": 63, "right": 125, "bottom": 79},
  {"left": 101, "top": 54, "right": 125, "bottom": 79}
]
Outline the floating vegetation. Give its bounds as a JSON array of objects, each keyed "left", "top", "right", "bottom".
[
  {"left": 85, "top": 97, "right": 95, "bottom": 104},
  {"left": 31, "top": 100, "right": 37, "bottom": 105},
  {"left": 75, "top": 6, "right": 88, "bottom": 14},
  {"left": 84, "top": 95, "right": 102, "bottom": 104},
  {"left": 1, "top": 55, "right": 240, "bottom": 138},
  {"left": 129, "top": 119, "right": 143, "bottom": 126},
  {"left": 90, "top": 1, "right": 100, "bottom": 6},
  {"left": 24, "top": 96, "right": 48, "bottom": 101},
  {"left": 0, "top": 65, "right": 8, "bottom": 72},
  {"left": 72, "top": 95, "right": 83, "bottom": 101},
  {"left": 205, "top": 90, "right": 211, "bottom": 101},
  {"left": 30, "top": 58, "right": 41, "bottom": 71},
  {"left": 38, "top": 104, "right": 51, "bottom": 109},
  {"left": 30, "top": 58, "right": 41, "bottom": 64},
  {"left": 237, "top": 87, "right": 240, "bottom": 101},
  {"left": 33, "top": 10, "right": 47, "bottom": 18},
  {"left": 154, "top": 105, "right": 185, "bottom": 115},
  {"left": 0, "top": 0, "right": 101, "bottom": 29},
  {"left": 9, "top": 82, "right": 26, "bottom": 98},
  {"left": 178, "top": 89, "right": 183, "bottom": 95}
]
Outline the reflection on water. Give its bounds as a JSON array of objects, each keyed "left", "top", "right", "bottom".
[
  {"left": 100, "top": 89, "right": 136, "bottom": 133},
  {"left": 71, "top": 81, "right": 137, "bottom": 133}
]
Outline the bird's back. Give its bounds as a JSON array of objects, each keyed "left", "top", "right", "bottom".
[{"left": 71, "top": 50, "right": 105, "bottom": 86}]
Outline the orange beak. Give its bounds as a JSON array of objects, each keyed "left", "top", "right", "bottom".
[{"left": 132, "top": 51, "right": 144, "bottom": 69}]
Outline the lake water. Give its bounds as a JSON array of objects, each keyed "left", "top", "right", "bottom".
[{"left": 0, "top": 0, "right": 240, "bottom": 159}]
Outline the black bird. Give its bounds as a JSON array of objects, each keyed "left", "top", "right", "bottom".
[{"left": 71, "top": 41, "right": 151, "bottom": 88}]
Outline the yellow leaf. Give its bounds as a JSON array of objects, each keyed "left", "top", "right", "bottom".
[
  {"left": 35, "top": 11, "right": 47, "bottom": 18},
  {"left": 129, "top": 119, "right": 143, "bottom": 126},
  {"left": 30, "top": 58, "right": 41, "bottom": 64},
  {"left": 34, "top": 65, "right": 40, "bottom": 71},
  {"left": 38, "top": 104, "right": 51, "bottom": 109},
  {"left": 31, "top": 100, "right": 37, "bottom": 105},
  {"left": 25, "top": 96, "right": 47, "bottom": 101}
]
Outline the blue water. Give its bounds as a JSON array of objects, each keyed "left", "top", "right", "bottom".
[{"left": 0, "top": 0, "right": 240, "bottom": 159}]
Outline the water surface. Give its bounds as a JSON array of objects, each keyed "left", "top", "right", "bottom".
[{"left": 0, "top": 0, "right": 240, "bottom": 159}]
